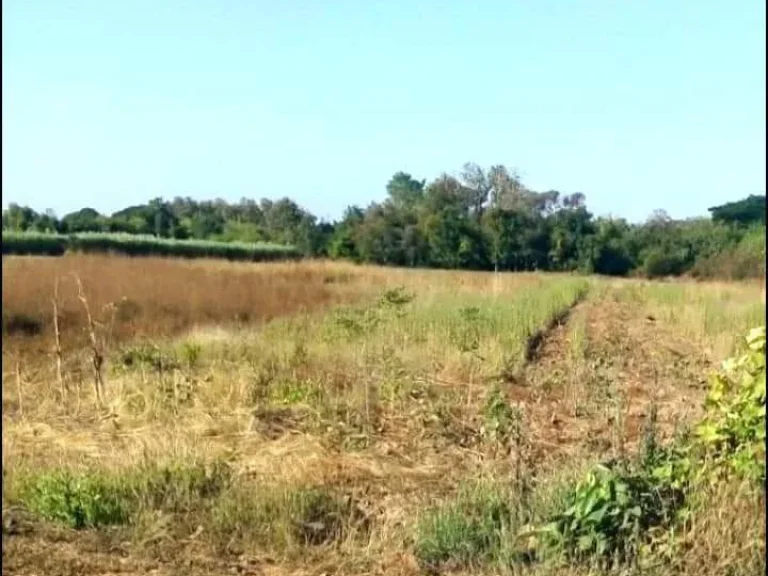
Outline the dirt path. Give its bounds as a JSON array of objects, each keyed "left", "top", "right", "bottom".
[{"left": 504, "top": 284, "right": 713, "bottom": 465}]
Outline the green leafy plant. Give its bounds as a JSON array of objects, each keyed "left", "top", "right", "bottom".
[
  {"left": 17, "top": 461, "right": 233, "bottom": 530},
  {"left": 378, "top": 285, "right": 415, "bottom": 312},
  {"left": 536, "top": 461, "right": 675, "bottom": 564},
  {"left": 694, "top": 326, "right": 766, "bottom": 484},
  {"left": 481, "top": 385, "right": 519, "bottom": 445},
  {"left": 21, "top": 470, "right": 132, "bottom": 529}
]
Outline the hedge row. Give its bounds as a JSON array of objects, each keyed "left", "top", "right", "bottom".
[{"left": 1, "top": 232, "right": 301, "bottom": 262}]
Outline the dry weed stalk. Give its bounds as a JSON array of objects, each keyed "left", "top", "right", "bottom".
[
  {"left": 73, "top": 273, "right": 105, "bottom": 406},
  {"left": 51, "top": 277, "right": 65, "bottom": 401},
  {"left": 15, "top": 361, "right": 24, "bottom": 418}
]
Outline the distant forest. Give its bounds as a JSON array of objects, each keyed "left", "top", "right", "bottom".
[{"left": 3, "top": 163, "right": 765, "bottom": 279}]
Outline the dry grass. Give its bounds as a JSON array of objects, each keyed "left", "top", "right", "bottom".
[
  {"left": 1, "top": 257, "right": 764, "bottom": 576},
  {"left": 1, "top": 255, "right": 370, "bottom": 358}
]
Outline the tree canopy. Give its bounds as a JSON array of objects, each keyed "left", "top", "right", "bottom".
[{"left": 3, "top": 164, "right": 764, "bottom": 279}]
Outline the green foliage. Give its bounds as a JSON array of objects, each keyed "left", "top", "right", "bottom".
[
  {"left": 450, "top": 306, "right": 483, "bottom": 355},
  {"left": 692, "top": 224, "right": 766, "bottom": 280},
  {"left": 325, "top": 286, "right": 415, "bottom": 341},
  {"left": 1, "top": 231, "right": 67, "bottom": 256},
  {"left": 480, "top": 385, "right": 520, "bottom": 445},
  {"left": 377, "top": 286, "right": 415, "bottom": 310},
  {"left": 709, "top": 194, "right": 766, "bottom": 226},
  {"left": 694, "top": 326, "right": 766, "bottom": 483},
  {"left": 115, "top": 342, "right": 181, "bottom": 373},
  {"left": 16, "top": 461, "right": 232, "bottom": 530},
  {"left": 131, "top": 460, "right": 232, "bottom": 513},
  {"left": 414, "top": 482, "right": 512, "bottom": 570},
  {"left": 641, "top": 248, "right": 688, "bottom": 278},
  {"left": 537, "top": 461, "right": 681, "bottom": 564},
  {"left": 2, "top": 173, "right": 763, "bottom": 278},
  {"left": 21, "top": 470, "right": 132, "bottom": 529}
]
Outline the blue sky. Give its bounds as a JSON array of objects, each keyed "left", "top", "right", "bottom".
[{"left": 2, "top": 1, "right": 765, "bottom": 223}]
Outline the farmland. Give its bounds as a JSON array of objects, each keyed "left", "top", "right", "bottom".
[{"left": 2, "top": 254, "right": 765, "bottom": 576}]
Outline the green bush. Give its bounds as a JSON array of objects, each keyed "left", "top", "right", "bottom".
[
  {"left": 691, "top": 226, "right": 766, "bottom": 280},
  {"left": 693, "top": 326, "right": 766, "bottom": 483},
  {"left": 536, "top": 460, "right": 682, "bottom": 564},
  {"left": 641, "top": 248, "right": 688, "bottom": 278}
]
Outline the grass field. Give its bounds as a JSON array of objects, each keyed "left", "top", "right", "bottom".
[{"left": 2, "top": 255, "right": 765, "bottom": 576}]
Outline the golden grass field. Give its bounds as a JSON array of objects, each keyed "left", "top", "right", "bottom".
[{"left": 1, "top": 255, "right": 765, "bottom": 576}]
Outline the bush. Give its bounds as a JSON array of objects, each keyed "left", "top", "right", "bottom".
[
  {"left": 693, "top": 326, "right": 766, "bottom": 483},
  {"left": 536, "top": 459, "right": 684, "bottom": 564},
  {"left": 691, "top": 225, "right": 766, "bottom": 280},
  {"left": 641, "top": 248, "right": 688, "bottom": 278}
]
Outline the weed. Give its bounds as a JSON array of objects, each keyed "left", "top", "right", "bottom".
[
  {"left": 480, "top": 385, "right": 518, "bottom": 446},
  {"left": 14, "top": 461, "right": 233, "bottom": 530},
  {"left": 211, "top": 484, "right": 365, "bottom": 553},
  {"left": 178, "top": 341, "right": 202, "bottom": 370},
  {"left": 115, "top": 342, "right": 180, "bottom": 374},
  {"left": 18, "top": 469, "right": 132, "bottom": 529},
  {"left": 414, "top": 481, "right": 513, "bottom": 571},
  {"left": 694, "top": 326, "right": 766, "bottom": 484}
]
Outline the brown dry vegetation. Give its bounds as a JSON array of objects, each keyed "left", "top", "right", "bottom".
[
  {"left": 1, "top": 255, "right": 371, "bottom": 358},
  {"left": 1, "top": 256, "right": 765, "bottom": 576}
]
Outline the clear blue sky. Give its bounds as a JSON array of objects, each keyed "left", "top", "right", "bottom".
[{"left": 3, "top": 1, "right": 765, "bottom": 223}]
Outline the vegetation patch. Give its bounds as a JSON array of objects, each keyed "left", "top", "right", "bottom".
[
  {"left": 414, "top": 481, "right": 514, "bottom": 571},
  {"left": 211, "top": 484, "right": 367, "bottom": 553},
  {"left": 529, "top": 324, "right": 766, "bottom": 568},
  {"left": 11, "top": 461, "right": 233, "bottom": 530}
]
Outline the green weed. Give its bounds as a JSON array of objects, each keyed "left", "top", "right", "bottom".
[{"left": 414, "top": 481, "right": 514, "bottom": 571}]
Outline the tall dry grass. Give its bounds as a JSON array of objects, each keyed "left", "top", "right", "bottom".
[{"left": 1, "top": 255, "right": 372, "bottom": 359}]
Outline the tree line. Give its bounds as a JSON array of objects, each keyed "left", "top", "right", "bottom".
[{"left": 3, "top": 163, "right": 765, "bottom": 279}]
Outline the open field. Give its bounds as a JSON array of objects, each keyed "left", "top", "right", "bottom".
[{"left": 2, "top": 255, "right": 765, "bottom": 576}]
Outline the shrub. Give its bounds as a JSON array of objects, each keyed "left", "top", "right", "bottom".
[
  {"left": 1, "top": 231, "right": 67, "bottom": 256},
  {"left": 693, "top": 326, "right": 766, "bottom": 484},
  {"left": 641, "top": 248, "right": 688, "bottom": 278},
  {"left": 536, "top": 460, "right": 684, "bottom": 564}
]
